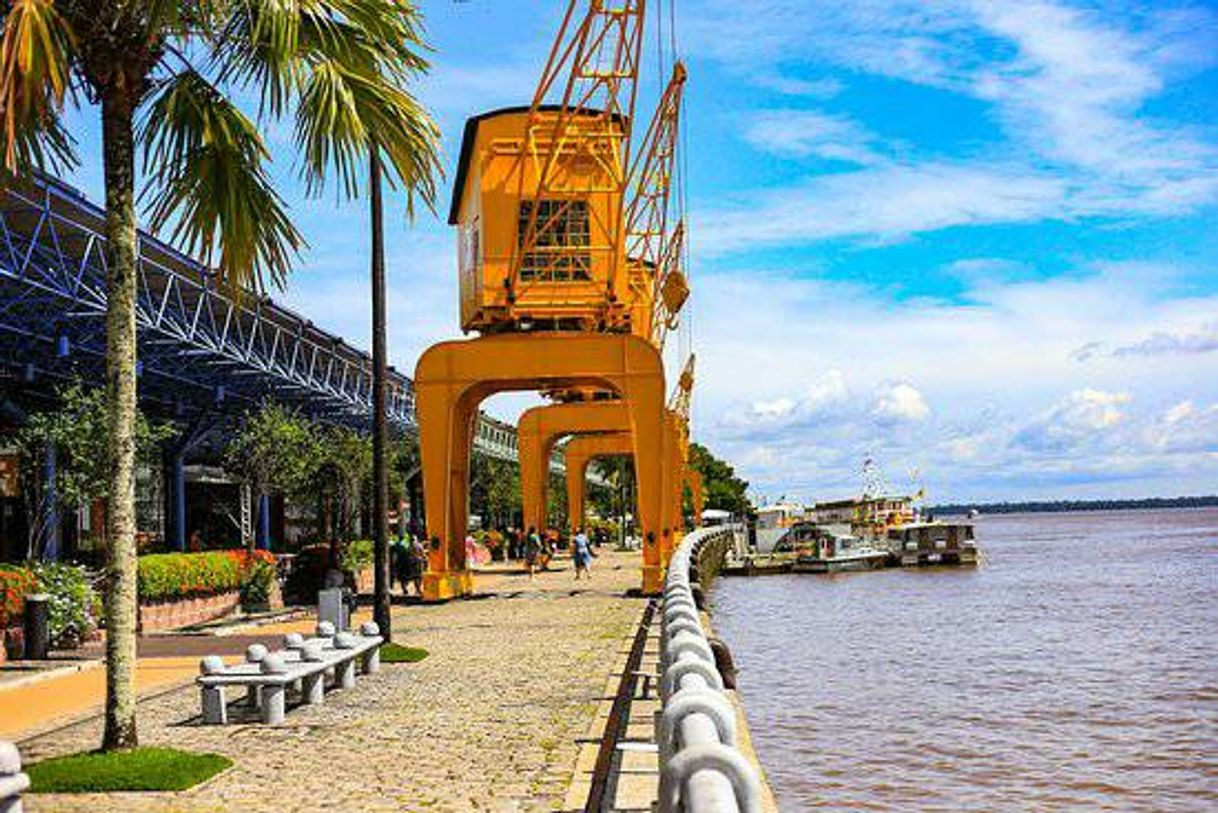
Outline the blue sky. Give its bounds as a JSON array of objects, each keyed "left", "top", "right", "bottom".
[{"left": 56, "top": 0, "right": 1218, "bottom": 504}]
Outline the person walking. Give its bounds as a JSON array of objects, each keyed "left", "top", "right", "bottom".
[
  {"left": 390, "top": 530, "right": 408, "bottom": 593},
  {"left": 524, "top": 526, "right": 541, "bottom": 579},
  {"left": 407, "top": 537, "right": 426, "bottom": 597},
  {"left": 572, "top": 527, "right": 593, "bottom": 580}
]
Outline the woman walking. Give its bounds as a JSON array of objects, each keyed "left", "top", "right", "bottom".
[
  {"left": 572, "top": 527, "right": 593, "bottom": 580},
  {"left": 524, "top": 527, "right": 541, "bottom": 579}
]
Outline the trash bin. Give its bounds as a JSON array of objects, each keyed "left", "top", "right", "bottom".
[{"left": 22, "top": 594, "right": 49, "bottom": 661}]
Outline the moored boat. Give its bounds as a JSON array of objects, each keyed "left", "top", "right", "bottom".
[
  {"left": 887, "top": 521, "right": 978, "bottom": 566},
  {"left": 792, "top": 529, "right": 891, "bottom": 573}
]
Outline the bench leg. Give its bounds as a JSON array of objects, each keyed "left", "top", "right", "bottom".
[
  {"left": 302, "top": 672, "right": 325, "bottom": 705},
  {"left": 337, "top": 658, "right": 356, "bottom": 690},
  {"left": 261, "top": 685, "right": 286, "bottom": 725},
  {"left": 362, "top": 647, "right": 380, "bottom": 675},
  {"left": 201, "top": 686, "right": 227, "bottom": 725},
  {"left": 246, "top": 685, "right": 260, "bottom": 710}
]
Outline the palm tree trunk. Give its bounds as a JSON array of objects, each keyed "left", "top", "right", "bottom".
[
  {"left": 369, "top": 148, "right": 392, "bottom": 642},
  {"left": 100, "top": 85, "right": 140, "bottom": 751}
]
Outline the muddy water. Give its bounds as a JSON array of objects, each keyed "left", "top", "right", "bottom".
[{"left": 711, "top": 509, "right": 1218, "bottom": 811}]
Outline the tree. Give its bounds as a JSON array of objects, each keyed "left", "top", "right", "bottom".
[
  {"left": 1, "top": 0, "right": 439, "bottom": 750},
  {"left": 469, "top": 454, "right": 521, "bottom": 532},
  {"left": 17, "top": 383, "right": 173, "bottom": 557},
  {"left": 224, "top": 402, "right": 320, "bottom": 544},
  {"left": 688, "top": 443, "right": 752, "bottom": 516},
  {"left": 315, "top": 426, "right": 372, "bottom": 548},
  {"left": 592, "top": 456, "right": 634, "bottom": 545}
]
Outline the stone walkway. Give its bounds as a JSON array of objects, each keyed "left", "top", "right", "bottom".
[{"left": 17, "top": 552, "right": 646, "bottom": 813}]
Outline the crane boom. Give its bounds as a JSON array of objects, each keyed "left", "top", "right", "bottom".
[{"left": 509, "top": 0, "right": 646, "bottom": 315}]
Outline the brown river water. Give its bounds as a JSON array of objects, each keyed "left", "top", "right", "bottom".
[{"left": 709, "top": 508, "right": 1218, "bottom": 811}]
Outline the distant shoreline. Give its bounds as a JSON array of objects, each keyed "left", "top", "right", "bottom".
[{"left": 929, "top": 496, "right": 1218, "bottom": 515}]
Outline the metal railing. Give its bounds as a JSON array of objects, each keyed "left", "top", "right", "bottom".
[{"left": 657, "top": 525, "right": 761, "bottom": 813}]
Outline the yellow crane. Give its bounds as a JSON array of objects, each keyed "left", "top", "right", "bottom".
[{"left": 415, "top": 0, "right": 686, "bottom": 598}]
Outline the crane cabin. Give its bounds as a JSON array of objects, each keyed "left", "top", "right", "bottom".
[{"left": 449, "top": 106, "right": 631, "bottom": 334}]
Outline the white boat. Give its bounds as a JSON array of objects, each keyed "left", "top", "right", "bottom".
[{"left": 792, "top": 530, "right": 891, "bottom": 573}]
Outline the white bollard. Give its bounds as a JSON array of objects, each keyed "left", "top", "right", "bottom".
[{"left": 0, "top": 740, "right": 30, "bottom": 813}]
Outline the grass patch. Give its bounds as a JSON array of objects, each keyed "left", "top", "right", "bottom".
[
  {"left": 380, "top": 642, "right": 429, "bottom": 663},
  {"left": 28, "top": 747, "right": 231, "bottom": 793}
]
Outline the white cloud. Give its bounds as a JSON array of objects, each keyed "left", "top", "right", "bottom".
[
  {"left": 743, "top": 110, "right": 884, "bottom": 164},
  {"left": 753, "top": 75, "right": 844, "bottom": 98},
  {"left": 1113, "top": 321, "right": 1218, "bottom": 358},
  {"left": 968, "top": 0, "right": 1217, "bottom": 178},
  {"left": 691, "top": 262, "right": 1218, "bottom": 501},
  {"left": 1014, "top": 389, "right": 1131, "bottom": 452},
  {"left": 696, "top": 161, "right": 1068, "bottom": 254},
  {"left": 872, "top": 382, "right": 931, "bottom": 423},
  {"left": 721, "top": 370, "right": 850, "bottom": 436},
  {"left": 1142, "top": 400, "right": 1218, "bottom": 454},
  {"left": 693, "top": 0, "right": 1218, "bottom": 248}
]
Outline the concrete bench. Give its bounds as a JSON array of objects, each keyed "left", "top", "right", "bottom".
[
  {"left": 197, "top": 621, "right": 383, "bottom": 725},
  {"left": 0, "top": 739, "right": 30, "bottom": 813}
]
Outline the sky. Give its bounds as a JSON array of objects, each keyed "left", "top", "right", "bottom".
[{"left": 55, "top": 0, "right": 1218, "bottom": 505}]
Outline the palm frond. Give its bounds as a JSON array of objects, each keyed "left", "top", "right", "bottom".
[
  {"left": 0, "top": 0, "right": 77, "bottom": 171},
  {"left": 294, "top": 56, "right": 440, "bottom": 207},
  {"left": 139, "top": 69, "right": 304, "bottom": 293},
  {"left": 212, "top": 0, "right": 308, "bottom": 118}
]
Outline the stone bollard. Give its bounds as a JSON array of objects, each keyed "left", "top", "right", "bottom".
[
  {"left": 0, "top": 740, "right": 30, "bottom": 813},
  {"left": 301, "top": 642, "right": 326, "bottom": 705},
  {"left": 283, "top": 634, "right": 306, "bottom": 694},
  {"left": 333, "top": 633, "right": 358, "bottom": 689},
  {"left": 359, "top": 622, "right": 381, "bottom": 674},
  {"left": 199, "top": 656, "right": 228, "bottom": 725},
  {"left": 244, "top": 644, "right": 268, "bottom": 709},
  {"left": 259, "top": 654, "right": 289, "bottom": 725}
]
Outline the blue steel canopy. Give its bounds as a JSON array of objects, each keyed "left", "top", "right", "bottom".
[
  {"left": 0, "top": 173, "right": 410, "bottom": 431},
  {"left": 0, "top": 172, "right": 529, "bottom": 464}
]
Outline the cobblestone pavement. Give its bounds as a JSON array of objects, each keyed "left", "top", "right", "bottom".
[{"left": 20, "top": 553, "right": 645, "bottom": 813}]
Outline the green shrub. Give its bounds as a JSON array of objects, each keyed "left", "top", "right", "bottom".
[
  {"left": 239, "top": 557, "right": 277, "bottom": 608},
  {"left": 137, "top": 552, "right": 243, "bottom": 602},
  {"left": 27, "top": 747, "right": 232, "bottom": 793},
  {"left": 30, "top": 562, "right": 97, "bottom": 648},
  {"left": 341, "top": 539, "right": 374, "bottom": 572}
]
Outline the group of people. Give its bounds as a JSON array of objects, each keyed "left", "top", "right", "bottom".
[
  {"left": 491, "top": 525, "right": 600, "bottom": 580},
  {"left": 390, "top": 532, "right": 427, "bottom": 597},
  {"left": 388, "top": 523, "right": 603, "bottom": 592}
]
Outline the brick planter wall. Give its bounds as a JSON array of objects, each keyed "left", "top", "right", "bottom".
[{"left": 139, "top": 591, "right": 240, "bottom": 633}]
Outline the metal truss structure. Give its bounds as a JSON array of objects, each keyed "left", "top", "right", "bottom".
[{"left": 0, "top": 173, "right": 537, "bottom": 467}]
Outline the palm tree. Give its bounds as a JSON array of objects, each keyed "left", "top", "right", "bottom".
[
  {"left": 0, "top": 0, "right": 439, "bottom": 750},
  {"left": 369, "top": 146, "right": 392, "bottom": 642}
]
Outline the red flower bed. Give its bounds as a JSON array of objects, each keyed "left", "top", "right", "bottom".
[{"left": 0, "top": 566, "right": 37, "bottom": 629}]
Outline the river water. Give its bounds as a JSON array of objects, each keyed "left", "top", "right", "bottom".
[{"left": 710, "top": 508, "right": 1218, "bottom": 811}]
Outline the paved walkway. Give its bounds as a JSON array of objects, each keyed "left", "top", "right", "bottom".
[{"left": 9, "top": 552, "right": 647, "bottom": 812}]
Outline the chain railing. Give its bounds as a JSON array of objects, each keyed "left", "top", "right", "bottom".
[{"left": 657, "top": 525, "right": 761, "bottom": 812}]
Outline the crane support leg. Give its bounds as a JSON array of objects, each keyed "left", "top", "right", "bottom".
[
  {"left": 563, "top": 433, "right": 636, "bottom": 538},
  {"left": 518, "top": 401, "right": 632, "bottom": 533},
  {"left": 557, "top": 418, "right": 685, "bottom": 568},
  {"left": 414, "top": 333, "right": 668, "bottom": 599}
]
